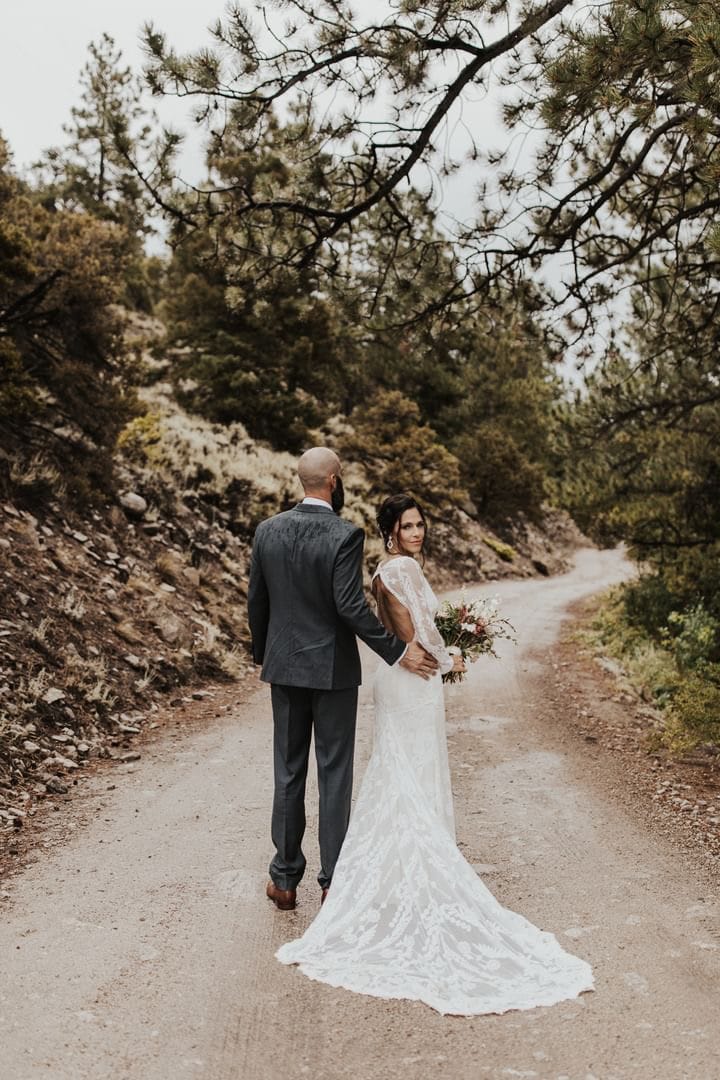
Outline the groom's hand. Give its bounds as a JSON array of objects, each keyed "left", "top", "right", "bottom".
[{"left": 399, "top": 641, "right": 438, "bottom": 680}]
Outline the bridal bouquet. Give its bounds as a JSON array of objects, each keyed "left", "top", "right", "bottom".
[{"left": 435, "top": 594, "right": 516, "bottom": 684}]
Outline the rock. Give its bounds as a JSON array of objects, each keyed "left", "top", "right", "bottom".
[
  {"left": 115, "top": 751, "right": 141, "bottom": 763},
  {"left": 154, "top": 614, "right": 186, "bottom": 646},
  {"left": 23, "top": 741, "right": 40, "bottom": 753},
  {"left": 45, "top": 776, "right": 69, "bottom": 795},
  {"left": 117, "top": 720, "right": 141, "bottom": 734},
  {"left": 119, "top": 492, "right": 148, "bottom": 519},
  {"left": 159, "top": 582, "right": 176, "bottom": 593},
  {"left": 53, "top": 754, "right": 79, "bottom": 770},
  {"left": 123, "top": 653, "right": 143, "bottom": 670},
  {"left": 17, "top": 592, "right": 30, "bottom": 606},
  {"left": 42, "top": 687, "right": 65, "bottom": 705},
  {"left": 72, "top": 531, "right": 89, "bottom": 543}
]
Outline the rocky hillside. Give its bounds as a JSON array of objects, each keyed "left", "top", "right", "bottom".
[{"left": 0, "top": 384, "right": 585, "bottom": 858}]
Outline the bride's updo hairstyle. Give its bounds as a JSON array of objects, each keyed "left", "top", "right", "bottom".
[{"left": 377, "top": 494, "right": 428, "bottom": 558}]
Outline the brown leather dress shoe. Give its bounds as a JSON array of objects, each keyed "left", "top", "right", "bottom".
[
  {"left": 321, "top": 887, "right": 329, "bottom": 905},
  {"left": 266, "top": 880, "right": 296, "bottom": 911}
]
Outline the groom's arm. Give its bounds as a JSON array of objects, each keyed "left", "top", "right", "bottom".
[
  {"left": 332, "top": 528, "right": 406, "bottom": 666},
  {"left": 247, "top": 530, "right": 270, "bottom": 665}
]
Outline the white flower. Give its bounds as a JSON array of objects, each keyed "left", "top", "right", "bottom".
[
  {"left": 447, "top": 645, "right": 461, "bottom": 656},
  {"left": 469, "top": 596, "right": 498, "bottom": 620},
  {"left": 461, "top": 622, "right": 476, "bottom": 633}
]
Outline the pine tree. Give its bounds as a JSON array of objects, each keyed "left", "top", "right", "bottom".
[{"left": 34, "top": 34, "right": 158, "bottom": 309}]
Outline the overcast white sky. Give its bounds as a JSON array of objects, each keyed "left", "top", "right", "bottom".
[
  {"left": 1, "top": 2, "right": 220, "bottom": 178},
  {"left": 0, "top": 4, "right": 610, "bottom": 372},
  {"left": 0, "top": 1, "right": 519, "bottom": 216}
]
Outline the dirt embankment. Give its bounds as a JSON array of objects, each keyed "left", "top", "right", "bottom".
[{"left": 0, "top": 492, "right": 256, "bottom": 862}]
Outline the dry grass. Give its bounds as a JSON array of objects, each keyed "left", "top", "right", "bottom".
[
  {"left": 155, "top": 551, "right": 186, "bottom": 586},
  {"left": 16, "top": 668, "right": 52, "bottom": 714},
  {"left": 10, "top": 453, "right": 65, "bottom": 503},
  {"left": 132, "top": 662, "right": 159, "bottom": 694},
  {"left": 62, "top": 647, "right": 116, "bottom": 711},
  {"left": 58, "top": 586, "right": 87, "bottom": 623},
  {"left": 122, "top": 385, "right": 300, "bottom": 526},
  {"left": 215, "top": 644, "right": 247, "bottom": 679},
  {"left": 28, "top": 616, "right": 53, "bottom": 648}
]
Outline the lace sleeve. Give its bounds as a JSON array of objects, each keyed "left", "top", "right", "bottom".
[{"left": 378, "top": 558, "right": 454, "bottom": 675}]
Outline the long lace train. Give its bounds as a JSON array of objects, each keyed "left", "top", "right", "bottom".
[{"left": 276, "top": 559, "right": 593, "bottom": 1015}]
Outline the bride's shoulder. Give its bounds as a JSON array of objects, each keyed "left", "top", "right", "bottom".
[{"left": 376, "top": 555, "right": 423, "bottom": 578}]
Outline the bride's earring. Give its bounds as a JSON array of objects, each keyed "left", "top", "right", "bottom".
[{"left": 386, "top": 536, "right": 394, "bottom": 552}]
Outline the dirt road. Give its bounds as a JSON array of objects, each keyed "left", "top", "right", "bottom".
[{"left": 2, "top": 548, "right": 720, "bottom": 1080}]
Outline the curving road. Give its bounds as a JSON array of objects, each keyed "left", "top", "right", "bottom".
[{"left": 2, "top": 548, "right": 720, "bottom": 1080}]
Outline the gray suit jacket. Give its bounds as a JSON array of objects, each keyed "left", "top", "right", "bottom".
[{"left": 247, "top": 503, "right": 405, "bottom": 689}]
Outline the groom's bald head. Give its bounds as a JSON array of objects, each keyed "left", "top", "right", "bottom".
[{"left": 297, "top": 447, "right": 342, "bottom": 494}]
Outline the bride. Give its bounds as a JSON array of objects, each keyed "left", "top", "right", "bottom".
[{"left": 276, "top": 494, "right": 593, "bottom": 1015}]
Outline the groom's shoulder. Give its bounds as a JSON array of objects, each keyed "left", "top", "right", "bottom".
[
  {"left": 254, "top": 506, "right": 298, "bottom": 532},
  {"left": 254, "top": 507, "right": 359, "bottom": 537}
]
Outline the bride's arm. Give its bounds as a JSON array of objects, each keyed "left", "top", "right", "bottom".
[{"left": 378, "top": 559, "right": 454, "bottom": 675}]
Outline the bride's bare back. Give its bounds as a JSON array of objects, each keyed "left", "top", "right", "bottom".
[{"left": 372, "top": 571, "right": 414, "bottom": 643}]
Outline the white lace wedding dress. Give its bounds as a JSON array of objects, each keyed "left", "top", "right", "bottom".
[{"left": 276, "top": 556, "right": 593, "bottom": 1015}]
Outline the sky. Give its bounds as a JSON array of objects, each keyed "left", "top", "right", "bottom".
[
  {"left": 1, "top": 2, "right": 217, "bottom": 179},
  {"left": 0, "top": 4, "right": 611, "bottom": 375},
  {"left": 0, "top": 0, "right": 516, "bottom": 217}
]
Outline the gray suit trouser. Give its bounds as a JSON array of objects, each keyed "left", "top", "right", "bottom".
[{"left": 269, "top": 684, "right": 358, "bottom": 891}]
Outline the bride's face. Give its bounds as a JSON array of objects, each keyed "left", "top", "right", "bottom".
[{"left": 393, "top": 509, "right": 426, "bottom": 556}]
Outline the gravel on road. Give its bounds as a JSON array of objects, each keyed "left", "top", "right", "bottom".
[{"left": 2, "top": 548, "right": 719, "bottom": 1080}]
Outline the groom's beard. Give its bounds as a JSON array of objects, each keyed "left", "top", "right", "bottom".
[{"left": 331, "top": 477, "right": 345, "bottom": 514}]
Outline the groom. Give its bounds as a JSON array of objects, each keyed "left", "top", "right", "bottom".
[{"left": 248, "top": 446, "right": 437, "bottom": 910}]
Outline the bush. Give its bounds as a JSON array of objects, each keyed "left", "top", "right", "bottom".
[
  {"left": 622, "top": 574, "right": 680, "bottom": 639},
  {"left": 662, "top": 666, "right": 720, "bottom": 754},
  {"left": 0, "top": 136, "right": 137, "bottom": 504},
  {"left": 590, "top": 586, "right": 720, "bottom": 753},
  {"left": 340, "top": 390, "right": 466, "bottom": 512},
  {"left": 665, "top": 603, "right": 720, "bottom": 672},
  {"left": 482, "top": 535, "right": 516, "bottom": 562},
  {"left": 454, "top": 423, "right": 547, "bottom": 523}
]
